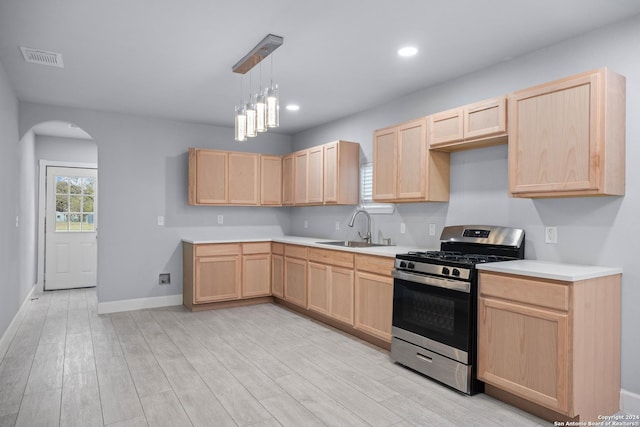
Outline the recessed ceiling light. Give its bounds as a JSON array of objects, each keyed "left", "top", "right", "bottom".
[
  {"left": 398, "top": 46, "right": 418, "bottom": 57},
  {"left": 286, "top": 104, "right": 300, "bottom": 111}
]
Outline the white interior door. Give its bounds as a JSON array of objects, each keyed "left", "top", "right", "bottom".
[{"left": 45, "top": 166, "right": 97, "bottom": 290}]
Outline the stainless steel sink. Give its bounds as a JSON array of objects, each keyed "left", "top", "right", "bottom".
[{"left": 316, "top": 240, "right": 393, "bottom": 248}]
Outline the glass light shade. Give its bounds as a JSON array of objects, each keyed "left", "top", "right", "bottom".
[
  {"left": 266, "top": 83, "right": 279, "bottom": 128},
  {"left": 246, "top": 99, "right": 257, "bottom": 138},
  {"left": 255, "top": 91, "right": 267, "bottom": 133},
  {"left": 234, "top": 105, "right": 247, "bottom": 142}
]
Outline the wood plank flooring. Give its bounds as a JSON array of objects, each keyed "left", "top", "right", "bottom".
[{"left": 0, "top": 288, "right": 553, "bottom": 426}]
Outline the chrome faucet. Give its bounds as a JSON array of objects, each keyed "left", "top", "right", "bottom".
[{"left": 348, "top": 208, "right": 372, "bottom": 243}]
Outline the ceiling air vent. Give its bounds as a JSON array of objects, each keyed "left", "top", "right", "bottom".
[{"left": 20, "top": 47, "right": 64, "bottom": 68}]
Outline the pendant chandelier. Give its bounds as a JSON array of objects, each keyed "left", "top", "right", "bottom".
[{"left": 233, "top": 34, "right": 283, "bottom": 142}]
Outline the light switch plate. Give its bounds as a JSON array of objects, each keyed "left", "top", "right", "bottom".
[
  {"left": 400, "top": 223, "right": 406, "bottom": 234},
  {"left": 335, "top": 220, "right": 340, "bottom": 230},
  {"left": 429, "top": 223, "right": 436, "bottom": 236}
]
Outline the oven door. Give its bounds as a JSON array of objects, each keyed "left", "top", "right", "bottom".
[{"left": 391, "top": 269, "right": 471, "bottom": 363}]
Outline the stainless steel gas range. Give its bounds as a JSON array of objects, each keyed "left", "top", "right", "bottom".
[{"left": 390, "top": 225, "right": 525, "bottom": 395}]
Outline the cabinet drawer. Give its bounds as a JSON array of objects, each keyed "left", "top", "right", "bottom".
[
  {"left": 195, "top": 243, "right": 240, "bottom": 257},
  {"left": 308, "top": 248, "right": 354, "bottom": 268},
  {"left": 355, "top": 254, "right": 394, "bottom": 276},
  {"left": 284, "top": 244, "right": 307, "bottom": 259},
  {"left": 479, "top": 272, "right": 569, "bottom": 311},
  {"left": 271, "top": 242, "right": 284, "bottom": 255},
  {"left": 242, "top": 242, "right": 271, "bottom": 254}
]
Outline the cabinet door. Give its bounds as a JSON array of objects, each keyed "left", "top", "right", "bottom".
[
  {"left": 242, "top": 254, "right": 271, "bottom": 298},
  {"left": 194, "top": 255, "right": 240, "bottom": 303},
  {"left": 509, "top": 71, "right": 614, "bottom": 197},
  {"left": 429, "top": 108, "right": 463, "bottom": 146},
  {"left": 307, "top": 262, "right": 329, "bottom": 315},
  {"left": 293, "top": 150, "right": 308, "bottom": 205},
  {"left": 329, "top": 266, "right": 354, "bottom": 325},
  {"left": 271, "top": 254, "right": 284, "bottom": 298},
  {"left": 323, "top": 142, "right": 338, "bottom": 203},
  {"left": 260, "top": 155, "right": 282, "bottom": 205},
  {"left": 464, "top": 96, "right": 506, "bottom": 140},
  {"left": 354, "top": 271, "right": 393, "bottom": 342},
  {"left": 478, "top": 297, "right": 569, "bottom": 414},
  {"left": 324, "top": 141, "right": 360, "bottom": 205},
  {"left": 228, "top": 152, "right": 259, "bottom": 205},
  {"left": 397, "top": 118, "right": 427, "bottom": 200},
  {"left": 307, "top": 146, "right": 324, "bottom": 204},
  {"left": 191, "top": 149, "right": 227, "bottom": 204},
  {"left": 284, "top": 257, "right": 307, "bottom": 307},
  {"left": 282, "top": 154, "right": 294, "bottom": 205},
  {"left": 373, "top": 127, "right": 397, "bottom": 201}
]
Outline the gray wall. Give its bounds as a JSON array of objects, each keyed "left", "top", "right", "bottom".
[
  {"left": 18, "top": 130, "right": 37, "bottom": 301},
  {"left": 291, "top": 15, "right": 640, "bottom": 396},
  {"left": 0, "top": 61, "right": 21, "bottom": 342},
  {"left": 35, "top": 135, "right": 98, "bottom": 164},
  {"left": 19, "top": 103, "right": 292, "bottom": 304}
]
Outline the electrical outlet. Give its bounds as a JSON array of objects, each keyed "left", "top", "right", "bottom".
[
  {"left": 304, "top": 220, "right": 308, "bottom": 229},
  {"left": 15, "top": 216, "right": 19, "bottom": 228},
  {"left": 400, "top": 223, "right": 406, "bottom": 234},
  {"left": 217, "top": 215, "right": 224, "bottom": 225},
  {"left": 159, "top": 273, "right": 171, "bottom": 285},
  {"left": 335, "top": 220, "right": 340, "bottom": 230},
  {"left": 157, "top": 215, "right": 164, "bottom": 226},
  {"left": 429, "top": 223, "right": 436, "bottom": 236},
  {"left": 545, "top": 226, "right": 558, "bottom": 244}
]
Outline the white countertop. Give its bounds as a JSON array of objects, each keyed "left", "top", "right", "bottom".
[
  {"left": 476, "top": 259, "right": 622, "bottom": 281},
  {"left": 183, "top": 235, "right": 436, "bottom": 258}
]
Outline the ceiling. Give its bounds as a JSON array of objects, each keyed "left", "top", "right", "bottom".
[{"left": 2, "top": 1, "right": 640, "bottom": 136}]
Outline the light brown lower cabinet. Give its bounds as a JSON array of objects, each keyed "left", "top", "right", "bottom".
[
  {"left": 184, "top": 242, "right": 271, "bottom": 309},
  {"left": 354, "top": 254, "right": 395, "bottom": 342},
  {"left": 184, "top": 243, "right": 241, "bottom": 306},
  {"left": 241, "top": 242, "right": 271, "bottom": 298},
  {"left": 185, "top": 241, "right": 395, "bottom": 349},
  {"left": 284, "top": 245, "right": 308, "bottom": 307},
  {"left": 478, "top": 271, "right": 621, "bottom": 422},
  {"left": 307, "top": 248, "right": 355, "bottom": 325}
]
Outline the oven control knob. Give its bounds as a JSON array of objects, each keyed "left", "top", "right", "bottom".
[
  {"left": 452, "top": 268, "right": 460, "bottom": 277},
  {"left": 407, "top": 262, "right": 415, "bottom": 269},
  {"left": 442, "top": 267, "right": 450, "bottom": 276},
  {"left": 399, "top": 261, "right": 407, "bottom": 268}
]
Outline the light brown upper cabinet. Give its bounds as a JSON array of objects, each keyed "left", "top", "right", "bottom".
[
  {"left": 189, "top": 148, "right": 227, "bottom": 204},
  {"left": 188, "top": 148, "right": 259, "bottom": 206},
  {"left": 323, "top": 141, "right": 360, "bottom": 205},
  {"left": 293, "top": 149, "right": 309, "bottom": 205},
  {"left": 292, "top": 141, "right": 360, "bottom": 206},
  {"left": 260, "top": 155, "right": 282, "bottom": 205},
  {"left": 428, "top": 96, "right": 507, "bottom": 151},
  {"left": 307, "top": 146, "right": 324, "bottom": 204},
  {"left": 509, "top": 68, "right": 625, "bottom": 198},
  {"left": 373, "top": 118, "right": 450, "bottom": 202},
  {"left": 282, "top": 154, "right": 294, "bottom": 206},
  {"left": 228, "top": 152, "right": 259, "bottom": 205}
]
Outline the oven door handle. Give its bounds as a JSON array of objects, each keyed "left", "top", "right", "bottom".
[{"left": 391, "top": 270, "right": 471, "bottom": 293}]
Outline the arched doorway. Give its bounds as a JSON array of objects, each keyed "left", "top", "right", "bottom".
[{"left": 20, "top": 120, "right": 98, "bottom": 292}]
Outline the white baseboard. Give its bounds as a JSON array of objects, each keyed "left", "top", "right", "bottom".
[
  {"left": 621, "top": 389, "right": 640, "bottom": 416},
  {"left": 97, "top": 294, "right": 183, "bottom": 314},
  {"left": 0, "top": 284, "right": 36, "bottom": 361}
]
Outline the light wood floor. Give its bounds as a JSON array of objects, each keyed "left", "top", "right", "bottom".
[{"left": 0, "top": 288, "right": 552, "bottom": 427}]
